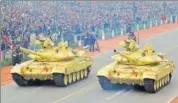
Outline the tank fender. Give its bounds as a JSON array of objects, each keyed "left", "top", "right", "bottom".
[
  {"left": 10, "top": 60, "right": 33, "bottom": 74},
  {"left": 97, "top": 68, "right": 110, "bottom": 77},
  {"left": 97, "top": 63, "right": 115, "bottom": 78},
  {"left": 11, "top": 64, "right": 21, "bottom": 74},
  {"left": 51, "top": 67, "right": 66, "bottom": 74},
  {"left": 143, "top": 71, "right": 157, "bottom": 80}
]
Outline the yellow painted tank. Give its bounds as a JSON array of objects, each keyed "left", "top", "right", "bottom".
[
  {"left": 97, "top": 40, "right": 175, "bottom": 93},
  {"left": 11, "top": 38, "right": 92, "bottom": 87}
]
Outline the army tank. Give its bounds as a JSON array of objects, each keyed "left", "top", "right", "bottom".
[
  {"left": 11, "top": 38, "right": 92, "bottom": 87},
  {"left": 97, "top": 40, "right": 175, "bottom": 93}
]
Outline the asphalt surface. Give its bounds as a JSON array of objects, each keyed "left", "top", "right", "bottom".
[{"left": 1, "top": 29, "right": 178, "bottom": 103}]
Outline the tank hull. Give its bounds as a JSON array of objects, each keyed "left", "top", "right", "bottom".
[
  {"left": 97, "top": 61, "right": 175, "bottom": 93},
  {"left": 11, "top": 57, "right": 92, "bottom": 87}
]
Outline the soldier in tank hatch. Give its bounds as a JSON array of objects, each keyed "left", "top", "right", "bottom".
[{"left": 128, "top": 32, "right": 137, "bottom": 42}]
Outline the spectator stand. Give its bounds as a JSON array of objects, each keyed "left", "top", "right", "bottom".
[{"left": 1, "top": 1, "right": 178, "bottom": 66}]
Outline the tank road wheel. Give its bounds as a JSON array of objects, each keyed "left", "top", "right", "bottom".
[
  {"left": 159, "top": 78, "right": 164, "bottom": 89},
  {"left": 53, "top": 73, "right": 68, "bottom": 87},
  {"left": 144, "top": 73, "right": 172, "bottom": 92},
  {"left": 154, "top": 81, "right": 157, "bottom": 91},
  {"left": 63, "top": 75, "right": 68, "bottom": 86},
  {"left": 161, "top": 78, "right": 165, "bottom": 85},
  {"left": 72, "top": 73, "right": 77, "bottom": 82},
  {"left": 76, "top": 71, "right": 80, "bottom": 80},
  {"left": 84, "top": 69, "right": 88, "bottom": 78},
  {"left": 156, "top": 80, "right": 160, "bottom": 89},
  {"left": 87, "top": 66, "right": 91, "bottom": 74},
  {"left": 144, "top": 79, "right": 158, "bottom": 93},
  {"left": 159, "top": 79, "right": 162, "bottom": 88},
  {"left": 165, "top": 75, "right": 168, "bottom": 84},
  {"left": 162, "top": 78, "right": 165, "bottom": 86},
  {"left": 168, "top": 73, "right": 172, "bottom": 84},
  {"left": 167, "top": 75, "right": 170, "bottom": 83},
  {"left": 68, "top": 74, "right": 73, "bottom": 84},
  {"left": 11, "top": 73, "right": 28, "bottom": 86},
  {"left": 165, "top": 73, "right": 172, "bottom": 85},
  {"left": 165, "top": 76, "right": 168, "bottom": 84},
  {"left": 80, "top": 70, "right": 84, "bottom": 79},
  {"left": 98, "top": 76, "right": 118, "bottom": 90},
  {"left": 84, "top": 65, "right": 91, "bottom": 78}
]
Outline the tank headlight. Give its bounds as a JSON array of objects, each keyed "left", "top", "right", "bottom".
[
  {"left": 117, "top": 72, "right": 120, "bottom": 76},
  {"left": 44, "top": 67, "right": 49, "bottom": 72},
  {"left": 132, "top": 70, "right": 138, "bottom": 77},
  {"left": 113, "top": 70, "right": 120, "bottom": 76},
  {"left": 108, "top": 70, "right": 112, "bottom": 77}
]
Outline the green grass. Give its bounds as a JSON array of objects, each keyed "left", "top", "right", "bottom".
[
  {"left": 0, "top": 54, "right": 30, "bottom": 67},
  {"left": 0, "top": 58, "right": 11, "bottom": 67}
]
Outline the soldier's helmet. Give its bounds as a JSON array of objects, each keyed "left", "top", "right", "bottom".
[
  {"left": 130, "top": 32, "right": 135, "bottom": 36},
  {"left": 58, "top": 41, "right": 68, "bottom": 50},
  {"left": 144, "top": 44, "right": 153, "bottom": 51}
]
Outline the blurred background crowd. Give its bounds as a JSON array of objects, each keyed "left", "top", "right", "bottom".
[{"left": 0, "top": 1, "right": 178, "bottom": 65}]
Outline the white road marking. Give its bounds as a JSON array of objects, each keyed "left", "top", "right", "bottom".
[
  {"left": 121, "top": 90, "right": 134, "bottom": 96},
  {"left": 105, "top": 88, "right": 131, "bottom": 100},
  {"left": 167, "top": 96, "right": 178, "bottom": 103},
  {"left": 53, "top": 81, "right": 98, "bottom": 103}
]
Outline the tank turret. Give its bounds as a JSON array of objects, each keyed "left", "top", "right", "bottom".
[
  {"left": 20, "top": 46, "right": 75, "bottom": 62},
  {"left": 113, "top": 40, "right": 165, "bottom": 65},
  {"left": 113, "top": 51, "right": 162, "bottom": 65},
  {"left": 19, "top": 38, "right": 76, "bottom": 61}
]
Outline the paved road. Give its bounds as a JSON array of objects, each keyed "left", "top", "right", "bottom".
[{"left": 1, "top": 29, "right": 178, "bottom": 103}]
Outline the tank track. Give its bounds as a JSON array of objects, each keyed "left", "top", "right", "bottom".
[
  {"left": 144, "top": 73, "right": 172, "bottom": 93},
  {"left": 53, "top": 66, "right": 91, "bottom": 87},
  {"left": 133, "top": 85, "right": 145, "bottom": 91},
  {"left": 11, "top": 73, "right": 28, "bottom": 86},
  {"left": 98, "top": 76, "right": 118, "bottom": 90}
]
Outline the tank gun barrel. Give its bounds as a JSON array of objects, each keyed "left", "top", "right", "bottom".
[{"left": 20, "top": 47, "right": 43, "bottom": 57}]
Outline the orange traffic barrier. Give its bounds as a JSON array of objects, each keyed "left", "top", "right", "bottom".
[{"left": 168, "top": 96, "right": 178, "bottom": 103}]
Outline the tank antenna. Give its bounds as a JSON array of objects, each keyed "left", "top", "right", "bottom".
[
  {"left": 137, "top": 31, "right": 139, "bottom": 45},
  {"left": 49, "top": 35, "right": 54, "bottom": 42}
]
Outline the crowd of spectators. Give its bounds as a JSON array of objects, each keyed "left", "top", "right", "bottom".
[{"left": 0, "top": 1, "right": 178, "bottom": 52}]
